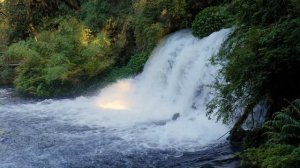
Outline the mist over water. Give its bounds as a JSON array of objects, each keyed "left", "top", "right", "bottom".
[{"left": 0, "top": 29, "right": 236, "bottom": 167}]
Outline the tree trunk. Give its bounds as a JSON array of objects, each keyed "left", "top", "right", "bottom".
[{"left": 230, "top": 102, "right": 255, "bottom": 142}]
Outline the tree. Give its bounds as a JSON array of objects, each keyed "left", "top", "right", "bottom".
[{"left": 2, "top": 0, "right": 82, "bottom": 42}]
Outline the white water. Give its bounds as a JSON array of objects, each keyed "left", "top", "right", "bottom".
[{"left": 1, "top": 29, "right": 231, "bottom": 151}]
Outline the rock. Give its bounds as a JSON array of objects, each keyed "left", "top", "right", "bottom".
[{"left": 172, "top": 113, "right": 180, "bottom": 121}]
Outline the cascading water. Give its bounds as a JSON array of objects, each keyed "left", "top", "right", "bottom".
[{"left": 0, "top": 29, "right": 237, "bottom": 167}]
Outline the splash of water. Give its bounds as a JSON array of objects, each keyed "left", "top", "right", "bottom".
[
  {"left": 1, "top": 29, "right": 232, "bottom": 150},
  {"left": 95, "top": 29, "right": 232, "bottom": 126}
]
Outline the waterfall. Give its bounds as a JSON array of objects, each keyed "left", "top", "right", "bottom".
[{"left": 1, "top": 29, "right": 232, "bottom": 151}]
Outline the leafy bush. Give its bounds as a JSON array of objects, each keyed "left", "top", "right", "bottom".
[
  {"left": 2, "top": 0, "right": 81, "bottom": 42},
  {"left": 192, "top": 6, "right": 232, "bottom": 38},
  {"left": 126, "top": 51, "right": 149, "bottom": 74},
  {"left": 264, "top": 100, "right": 300, "bottom": 146},
  {"left": 0, "top": 66, "right": 14, "bottom": 85},
  {"left": 80, "top": 0, "right": 111, "bottom": 31},
  {"left": 240, "top": 100, "right": 300, "bottom": 168},
  {"left": 133, "top": 0, "right": 190, "bottom": 52},
  {"left": 228, "top": 0, "right": 300, "bottom": 26},
  {"left": 240, "top": 145, "right": 300, "bottom": 168},
  {"left": 7, "top": 17, "right": 115, "bottom": 97},
  {"left": 208, "top": 18, "right": 300, "bottom": 123},
  {"left": 96, "top": 51, "right": 151, "bottom": 87}
]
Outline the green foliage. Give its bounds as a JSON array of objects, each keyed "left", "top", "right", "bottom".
[
  {"left": 264, "top": 100, "right": 300, "bottom": 145},
  {"left": 228, "top": 0, "right": 300, "bottom": 26},
  {"left": 80, "top": 0, "right": 136, "bottom": 67},
  {"left": 80, "top": 0, "right": 110, "bottom": 31},
  {"left": 0, "top": 8, "right": 8, "bottom": 50},
  {"left": 192, "top": 6, "right": 232, "bottom": 38},
  {"left": 240, "top": 101, "right": 300, "bottom": 168},
  {"left": 0, "top": 66, "right": 14, "bottom": 85},
  {"left": 1, "top": 0, "right": 81, "bottom": 43},
  {"left": 80, "top": 0, "right": 132, "bottom": 32},
  {"left": 206, "top": 0, "right": 300, "bottom": 124},
  {"left": 133, "top": 0, "right": 191, "bottom": 52},
  {"left": 240, "top": 145, "right": 300, "bottom": 168},
  {"left": 7, "top": 17, "right": 115, "bottom": 97},
  {"left": 96, "top": 51, "right": 151, "bottom": 87},
  {"left": 6, "top": 41, "right": 39, "bottom": 60},
  {"left": 208, "top": 18, "right": 300, "bottom": 123},
  {"left": 126, "top": 51, "right": 149, "bottom": 74}
]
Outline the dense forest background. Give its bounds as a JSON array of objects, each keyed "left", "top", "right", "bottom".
[{"left": 0, "top": 0, "right": 300, "bottom": 167}]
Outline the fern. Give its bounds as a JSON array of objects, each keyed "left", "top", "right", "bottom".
[
  {"left": 241, "top": 100, "right": 300, "bottom": 167},
  {"left": 264, "top": 100, "right": 300, "bottom": 145}
]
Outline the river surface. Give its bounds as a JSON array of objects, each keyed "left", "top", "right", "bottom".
[
  {"left": 0, "top": 87, "right": 240, "bottom": 168},
  {"left": 0, "top": 29, "right": 241, "bottom": 168}
]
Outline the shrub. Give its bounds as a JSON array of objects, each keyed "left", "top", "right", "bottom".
[
  {"left": 0, "top": 66, "right": 14, "bottom": 85},
  {"left": 7, "top": 17, "right": 115, "bottom": 97},
  {"left": 192, "top": 6, "right": 231, "bottom": 38},
  {"left": 126, "top": 51, "right": 149, "bottom": 74},
  {"left": 80, "top": 0, "right": 110, "bottom": 31},
  {"left": 228, "top": 0, "right": 300, "bottom": 26},
  {"left": 98, "top": 51, "right": 150, "bottom": 85},
  {"left": 133, "top": 0, "right": 190, "bottom": 51},
  {"left": 264, "top": 100, "right": 300, "bottom": 146},
  {"left": 80, "top": 0, "right": 132, "bottom": 32},
  {"left": 240, "top": 100, "right": 300, "bottom": 168},
  {"left": 207, "top": 18, "right": 300, "bottom": 123},
  {"left": 240, "top": 145, "right": 300, "bottom": 168}
]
